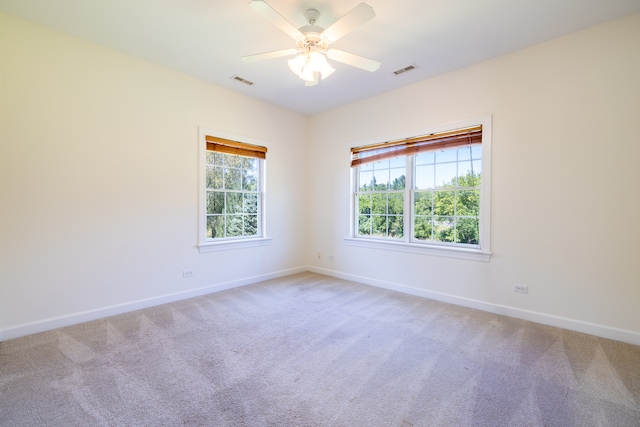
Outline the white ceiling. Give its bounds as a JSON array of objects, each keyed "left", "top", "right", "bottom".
[{"left": 1, "top": 0, "right": 640, "bottom": 116}]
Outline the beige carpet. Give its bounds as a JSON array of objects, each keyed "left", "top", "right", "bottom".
[{"left": 1, "top": 272, "right": 639, "bottom": 426}]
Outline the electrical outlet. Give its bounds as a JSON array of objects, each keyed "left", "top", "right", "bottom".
[
  {"left": 329, "top": 255, "right": 334, "bottom": 261},
  {"left": 513, "top": 284, "right": 528, "bottom": 294},
  {"left": 317, "top": 252, "right": 321, "bottom": 259},
  {"left": 183, "top": 270, "right": 195, "bottom": 278}
]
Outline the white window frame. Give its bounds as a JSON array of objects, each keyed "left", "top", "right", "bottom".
[
  {"left": 197, "top": 127, "right": 270, "bottom": 253},
  {"left": 346, "top": 115, "right": 492, "bottom": 262}
]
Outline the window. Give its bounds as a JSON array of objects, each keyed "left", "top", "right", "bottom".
[
  {"left": 349, "top": 117, "right": 491, "bottom": 261},
  {"left": 198, "top": 129, "right": 269, "bottom": 252}
]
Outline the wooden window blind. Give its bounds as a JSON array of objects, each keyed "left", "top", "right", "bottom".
[
  {"left": 350, "top": 125, "right": 481, "bottom": 167},
  {"left": 206, "top": 136, "right": 267, "bottom": 159}
]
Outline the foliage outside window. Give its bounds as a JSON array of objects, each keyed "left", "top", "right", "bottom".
[{"left": 351, "top": 120, "right": 490, "bottom": 257}]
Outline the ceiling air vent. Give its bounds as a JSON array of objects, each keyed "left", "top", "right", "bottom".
[
  {"left": 231, "top": 75, "right": 255, "bottom": 86},
  {"left": 393, "top": 64, "right": 418, "bottom": 76}
]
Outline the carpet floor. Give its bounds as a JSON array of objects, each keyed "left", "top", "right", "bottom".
[{"left": 1, "top": 272, "right": 639, "bottom": 426}]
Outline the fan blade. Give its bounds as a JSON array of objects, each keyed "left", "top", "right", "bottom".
[
  {"left": 242, "top": 48, "right": 299, "bottom": 63},
  {"left": 327, "top": 49, "right": 380, "bottom": 72},
  {"left": 249, "top": 0, "right": 304, "bottom": 40},
  {"left": 322, "top": 3, "right": 375, "bottom": 43}
]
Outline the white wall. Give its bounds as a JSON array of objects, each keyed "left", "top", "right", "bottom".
[
  {"left": 308, "top": 13, "right": 640, "bottom": 344},
  {"left": 0, "top": 13, "right": 309, "bottom": 339}
]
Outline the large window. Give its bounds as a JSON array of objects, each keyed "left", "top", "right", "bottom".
[
  {"left": 350, "top": 117, "right": 491, "bottom": 261},
  {"left": 198, "top": 129, "right": 268, "bottom": 252}
]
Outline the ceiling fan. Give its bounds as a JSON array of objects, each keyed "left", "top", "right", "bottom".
[{"left": 242, "top": 1, "right": 381, "bottom": 86}]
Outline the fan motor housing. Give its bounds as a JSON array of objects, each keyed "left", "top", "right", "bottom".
[{"left": 296, "top": 31, "right": 329, "bottom": 51}]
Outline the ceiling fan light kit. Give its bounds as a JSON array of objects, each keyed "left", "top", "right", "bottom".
[
  {"left": 288, "top": 50, "right": 335, "bottom": 87},
  {"left": 243, "top": 1, "right": 381, "bottom": 86}
]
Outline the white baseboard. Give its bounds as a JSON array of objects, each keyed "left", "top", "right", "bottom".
[
  {"left": 0, "top": 266, "right": 307, "bottom": 342},
  {"left": 308, "top": 266, "right": 640, "bottom": 346},
  {"left": 3, "top": 265, "right": 639, "bottom": 346}
]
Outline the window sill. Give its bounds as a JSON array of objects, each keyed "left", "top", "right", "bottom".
[
  {"left": 344, "top": 237, "right": 491, "bottom": 262},
  {"left": 198, "top": 237, "right": 272, "bottom": 253}
]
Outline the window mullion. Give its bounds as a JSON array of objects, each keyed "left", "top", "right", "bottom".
[{"left": 405, "top": 155, "right": 413, "bottom": 243}]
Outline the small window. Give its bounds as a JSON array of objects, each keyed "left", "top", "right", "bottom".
[
  {"left": 198, "top": 129, "right": 269, "bottom": 252},
  {"left": 349, "top": 117, "right": 491, "bottom": 261}
]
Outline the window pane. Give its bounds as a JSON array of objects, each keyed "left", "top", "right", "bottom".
[
  {"left": 434, "top": 217, "right": 455, "bottom": 242},
  {"left": 372, "top": 216, "right": 387, "bottom": 237},
  {"left": 415, "top": 165, "right": 434, "bottom": 189},
  {"left": 416, "top": 152, "right": 434, "bottom": 165},
  {"left": 242, "top": 157, "right": 256, "bottom": 170},
  {"left": 226, "top": 215, "right": 243, "bottom": 237},
  {"left": 206, "top": 152, "right": 216, "bottom": 165},
  {"left": 358, "top": 215, "right": 371, "bottom": 235},
  {"left": 242, "top": 168, "right": 257, "bottom": 191},
  {"left": 226, "top": 193, "right": 243, "bottom": 214},
  {"left": 435, "top": 149, "right": 457, "bottom": 163},
  {"left": 224, "top": 154, "right": 242, "bottom": 168},
  {"left": 434, "top": 190, "right": 455, "bottom": 216},
  {"left": 245, "top": 215, "right": 258, "bottom": 236},
  {"left": 214, "top": 152, "right": 225, "bottom": 165},
  {"left": 458, "top": 171, "right": 481, "bottom": 188},
  {"left": 457, "top": 146, "right": 472, "bottom": 161},
  {"left": 225, "top": 168, "right": 241, "bottom": 190},
  {"left": 470, "top": 145, "right": 481, "bottom": 160},
  {"left": 472, "top": 160, "right": 482, "bottom": 175},
  {"left": 373, "top": 168, "right": 389, "bottom": 190},
  {"left": 359, "top": 162, "right": 373, "bottom": 171},
  {"left": 414, "top": 217, "right": 433, "bottom": 240},
  {"left": 206, "top": 166, "right": 223, "bottom": 189},
  {"left": 358, "top": 194, "right": 371, "bottom": 215},
  {"left": 388, "top": 193, "right": 404, "bottom": 215},
  {"left": 458, "top": 162, "right": 481, "bottom": 183},
  {"left": 457, "top": 190, "right": 480, "bottom": 216},
  {"left": 456, "top": 217, "right": 479, "bottom": 245},
  {"left": 207, "top": 216, "right": 224, "bottom": 239},
  {"left": 244, "top": 193, "right": 258, "bottom": 214},
  {"left": 389, "top": 168, "right": 406, "bottom": 190},
  {"left": 388, "top": 215, "right": 404, "bottom": 238},
  {"left": 359, "top": 171, "right": 374, "bottom": 191},
  {"left": 390, "top": 157, "right": 405, "bottom": 168},
  {"left": 371, "top": 194, "right": 387, "bottom": 215},
  {"left": 414, "top": 192, "right": 433, "bottom": 215},
  {"left": 373, "top": 159, "right": 390, "bottom": 169},
  {"left": 207, "top": 191, "right": 224, "bottom": 214},
  {"left": 458, "top": 161, "right": 472, "bottom": 179},
  {"left": 435, "top": 163, "right": 457, "bottom": 187}
]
